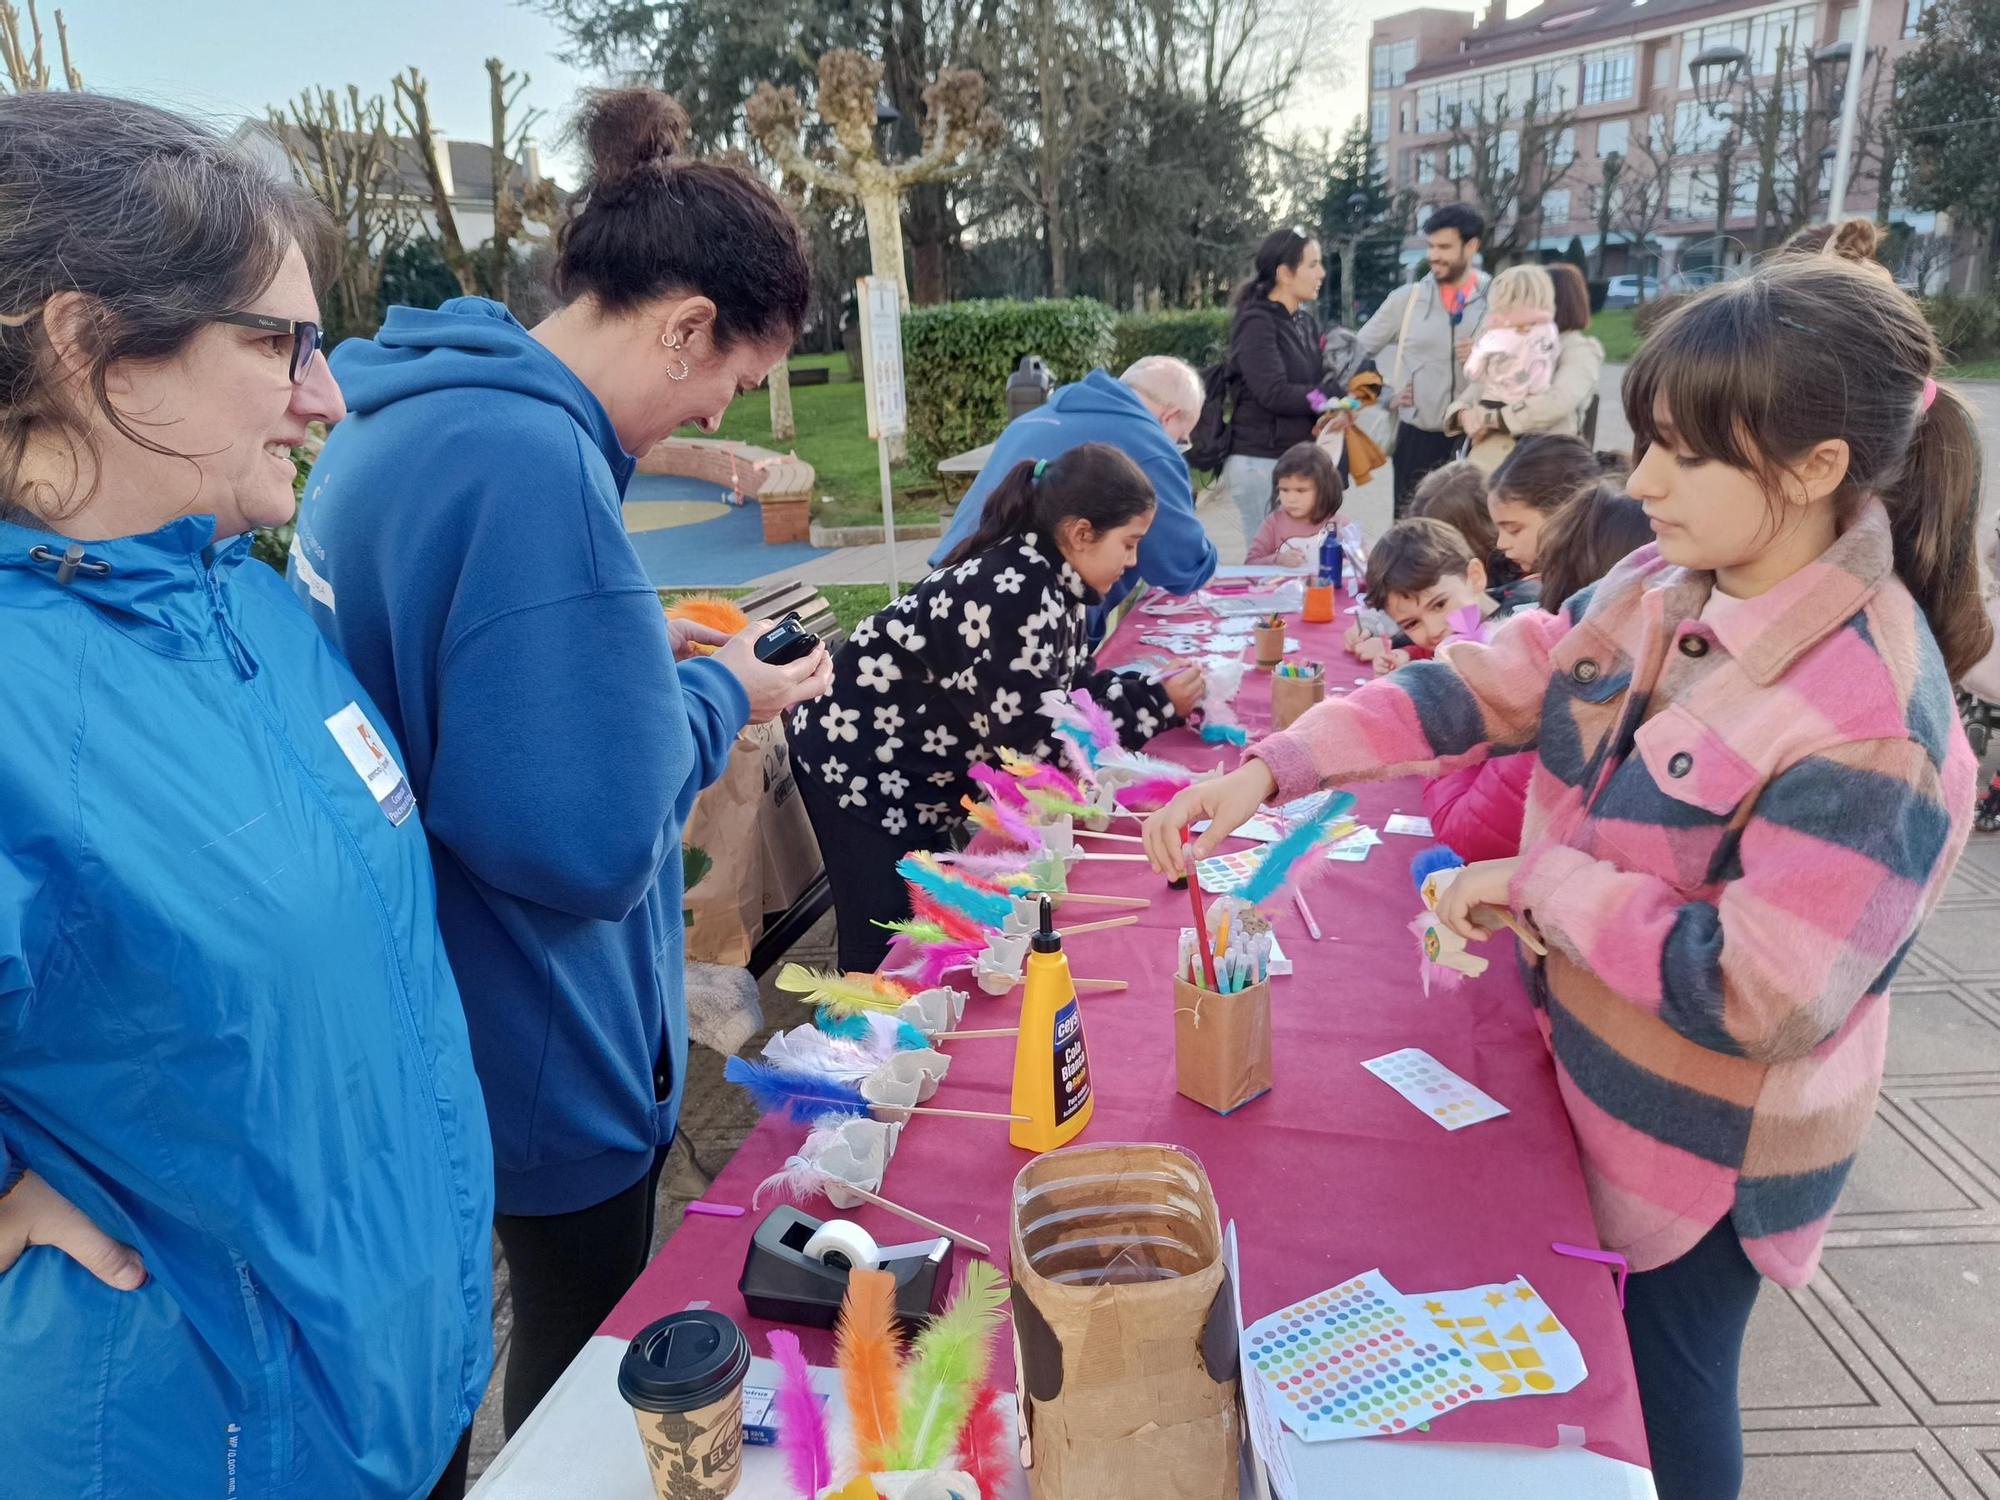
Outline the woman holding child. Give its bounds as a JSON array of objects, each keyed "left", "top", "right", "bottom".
[
  {"left": 1447, "top": 261, "right": 1604, "bottom": 472},
  {"left": 1148, "top": 258, "right": 1987, "bottom": 1500}
]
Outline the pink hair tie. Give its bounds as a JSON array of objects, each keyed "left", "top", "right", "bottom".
[{"left": 1922, "top": 376, "right": 1939, "bottom": 411}]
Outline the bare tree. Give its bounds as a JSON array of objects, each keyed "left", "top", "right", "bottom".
[
  {"left": 483, "top": 58, "right": 560, "bottom": 305},
  {"left": 269, "top": 87, "right": 419, "bottom": 342},
  {"left": 1592, "top": 150, "right": 1622, "bottom": 278},
  {"left": 393, "top": 68, "right": 479, "bottom": 297},
  {"left": 1613, "top": 115, "right": 1691, "bottom": 297},
  {"left": 1444, "top": 88, "right": 1579, "bottom": 267},
  {"left": 1, "top": 0, "right": 80, "bottom": 91}
]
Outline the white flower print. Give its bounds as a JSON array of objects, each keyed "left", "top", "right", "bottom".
[
  {"left": 892, "top": 591, "right": 919, "bottom": 613},
  {"left": 855, "top": 653, "right": 903, "bottom": 694},
  {"left": 820, "top": 756, "right": 848, "bottom": 784},
  {"left": 882, "top": 806, "right": 908, "bottom": 836},
  {"left": 1018, "top": 537, "right": 1042, "bottom": 563},
  {"left": 791, "top": 704, "right": 811, "bottom": 735},
  {"left": 818, "top": 702, "right": 860, "bottom": 742},
  {"left": 927, "top": 770, "right": 957, "bottom": 787},
  {"left": 940, "top": 665, "right": 977, "bottom": 694},
  {"left": 990, "top": 687, "right": 1022, "bottom": 724},
  {"left": 879, "top": 768, "right": 910, "bottom": 800},
  {"left": 1133, "top": 707, "right": 1160, "bottom": 739},
  {"left": 873, "top": 704, "right": 905, "bottom": 735},
  {"left": 970, "top": 711, "right": 990, "bottom": 738},
  {"left": 884, "top": 617, "right": 926, "bottom": 652},
  {"left": 848, "top": 616, "right": 878, "bottom": 649},
  {"left": 992, "top": 566, "right": 1025, "bottom": 595},
  {"left": 837, "top": 775, "right": 869, "bottom": 811},
  {"left": 958, "top": 601, "right": 992, "bottom": 649},
  {"left": 915, "top": 800, "right": 950, "bottom": 826},
  {"left": 875, "top": 739, "right": 903, "bottom": 764},
  {"left": 1104, "top": 679, "right": 1126, "bottom": 700},
  {"left": 921, "top": 725, "right": 960, "bottom": 756},
  {"left": 967, "top": 744, "right": 993, "bottom": 765},
  {"left": 953, "top": 557, "right": 983, "bottom": 584},
  {"left": 928, "top": 591, "right": 954, "bottom": 620}
]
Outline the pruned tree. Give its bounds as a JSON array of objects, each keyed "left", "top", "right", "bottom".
[
  {"left": 484, "top": 57, "right": 559, "bottom": 305},
  {"left": 393, "top": 68, "right": 479, "bottom": 297},
  {"left": 1, "top": 0, "right": 81, "bottom": 91},
  {"left": 1612, "top": 115, "right": 1691, "bottom": 296},
  {"left": 1591, "top": 151, "right": 1622, "bottom": 277},
  {"left": 268, "top": 85, "right": 420, "bottom": 343},
  {"left": 747, "top": 49, "right": 1001, "bottom": 306},
  {"left": 1443, "top": 88, "right": 1579, "bottom": 267}
]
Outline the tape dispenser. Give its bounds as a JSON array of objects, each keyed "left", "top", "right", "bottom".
[{"left": 738, "top": 1205, "right": 954, "bottom": 1332}]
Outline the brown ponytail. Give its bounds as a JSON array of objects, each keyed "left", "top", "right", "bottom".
[{"left": 1884, "top": 380, "right": 1992, "bottom": 678}]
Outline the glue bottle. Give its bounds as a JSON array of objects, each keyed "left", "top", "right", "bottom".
[{"left": 1009, "top": 896, "right": 1094, "bottom": 1151}]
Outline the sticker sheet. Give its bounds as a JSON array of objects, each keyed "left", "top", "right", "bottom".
[
  {"left": 1244, "top": 1270, "right": 1488, "bottom": 1441},
  {"left": 1361, "top": 1048, "right": 1509, "bottom": 1130},
  {"left": 1383, "top": 813, "right": 1434, "bottom": 838},
  {"left": 1416, "top": 1277, "right": 1588, "bottom": 1402}
]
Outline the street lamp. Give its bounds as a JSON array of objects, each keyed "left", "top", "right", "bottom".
[
  {"left": 874, "top": 93, "right": 902, "bottom": 158},
  {"left": 1688, "top": 44, "right": 1748, "bottom": 255},
  {"left": 1810, "top": 41, "right": 1852, "bottom": 114},
  {"left": 1335, "top": 189, "right": 1372, "bottom": 327}
]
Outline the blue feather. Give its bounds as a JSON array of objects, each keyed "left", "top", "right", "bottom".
[
  {"left": 1239, "top": 791, "right": 1358, "bottom": 907},
  {"left": 724, "top": 1056, "right": 869, "bottom": 1122},
  {"left": 1410, "top": 845, "right": 1465, "bottom": 894},
  {"left": 896, "top": 855, "right": 1013, "bottom": 930},
  {"left": 1053, "top": 724, "right": 1102, "bottom": 769},
  {"left": 896, "top": 1021, "right": 932, "bottom": 1052},
  {"left": 1200, "top": 722, "right": 1249, "bottom": 746},
  {"left": 816, "top": 1008, "right": 871, "bottom": 1040}
]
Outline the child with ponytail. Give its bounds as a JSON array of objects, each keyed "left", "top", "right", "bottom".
[
  {"left": 791, "top": 442, "right": 1205, "bottom": 971},
  {"left": 1144, "top": 258, "right": 1987, "bottom": 1500}
]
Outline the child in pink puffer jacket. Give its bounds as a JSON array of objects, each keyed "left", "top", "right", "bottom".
[{"left": 1464, "top": 264, "right": 1561, "bottom": 408}]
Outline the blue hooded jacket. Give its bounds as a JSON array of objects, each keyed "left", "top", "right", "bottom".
[
  {"left": 0, "top": 516, "right": 493, "bottom": 1499},
  {"left": 928, "top": 369, "right": 1217, "bottom": 630},
  {"left": 292, "top": 299, "right": 749, "bottom": 1216}
]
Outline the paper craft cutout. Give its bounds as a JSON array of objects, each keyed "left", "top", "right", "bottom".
[
  {"left": 1361, "top": 1048, "right": 1509, "bottom": 1131},
  {"left": 1244, "top": 1270, "right": 1487, "bottom": 1442},
  {"left": 1417, "top": 1277, "right": 1587, "bottom": 1401},
  {"left": 1324, "top": 827, "right": 1381, "bottom": 863},
  {"left": 1384, "top": 814, "right": 1434, "bottom": 837}
]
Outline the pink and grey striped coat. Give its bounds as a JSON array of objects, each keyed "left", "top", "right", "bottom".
[{"left": 1253, "top": 499, "right": 1975, "bottom": 1286}]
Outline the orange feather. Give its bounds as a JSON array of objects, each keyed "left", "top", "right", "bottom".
[{"left": 835, "top": 1267, "right": 905, "bottom": 1473}]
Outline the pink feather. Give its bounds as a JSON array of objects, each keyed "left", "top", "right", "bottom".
[
  {"left": 937, "top": 847, "right": 1039, "bottom": 880},
  {"left": 1114, "top": 775, "right": 1194, "bottom": 812},
  {"left": 767, "top": 1329, "right": 833, "bottom": 1499},
  {"left": 969, "top": 763, "right": 1030, "bottom": 808},
  {"left": 989, "top": 796, "right": 1043, "bottom": 849},
  {"left": 1072, "top": 689, "right": 1120, "bottom": 753},
  {"left": 1014, "top": 761, "right": 1085, "bottom": 802}
]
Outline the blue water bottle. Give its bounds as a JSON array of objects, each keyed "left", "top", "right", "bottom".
[{"left": 1318, "top": 531, "right": 1344, "bottom": 589}]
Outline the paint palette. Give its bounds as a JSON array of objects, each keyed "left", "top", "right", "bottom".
[
  {"left": 1361, "top": 1048, "right": 1510, "bottom": 1131},
  {"left": 1244, "top": 1270, "right": 1487, "bottom": 1442}
]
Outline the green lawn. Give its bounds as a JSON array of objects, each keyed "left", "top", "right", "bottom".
[
  {"left": 660, "top": 584, "right": 892, "bottom": 636},
  {"left": 1592, "top": 307, "right": 1639, "bottom": 363},
  {"left": 706, "top": 359, "right": 952, "bottom": 529}
]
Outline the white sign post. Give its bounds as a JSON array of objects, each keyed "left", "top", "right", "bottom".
[{"left": 856, "top": 274, "right": 906, "bottom": 595}]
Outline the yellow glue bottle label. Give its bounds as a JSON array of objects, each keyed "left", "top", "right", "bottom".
[
  {"left": 1053, "top": 998, "right": 1091, "bottom": 1126},
  {"left": 1010, "top": 897, "right": 1094, "bottom": 1151}
]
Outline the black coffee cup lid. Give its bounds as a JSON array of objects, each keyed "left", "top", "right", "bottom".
[{"left": 617, "top": 1310, "right": 751, "bottom": 1413}]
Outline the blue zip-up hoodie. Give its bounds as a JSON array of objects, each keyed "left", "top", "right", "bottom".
[
  {"left": 928, "top": 369, "right": 1217, "bottom": 631},
  {"left": 0, "top": 516, "right": 492, "bottom": 1499},
  {"left": 291, "top": 299, "right": 750, "bottom": 1216}
]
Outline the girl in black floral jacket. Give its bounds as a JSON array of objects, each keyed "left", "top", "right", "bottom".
[{"left": 791, "top": 442, "right": 1207, "bottom": 971}]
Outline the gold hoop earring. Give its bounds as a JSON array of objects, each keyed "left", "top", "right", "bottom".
[{"left": 666, "top": 356, "right": 691, "bottom": 381}]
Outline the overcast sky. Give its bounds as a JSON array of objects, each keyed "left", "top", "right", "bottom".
[{"left": 62, "top": 0, "right": 1471, "bottom": 186}]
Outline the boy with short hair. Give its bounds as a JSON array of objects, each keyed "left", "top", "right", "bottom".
[{"left": 1348, "top": 516, "right": 1500, "bottom": 674}]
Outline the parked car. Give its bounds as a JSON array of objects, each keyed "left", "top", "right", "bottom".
[
  {"left": 1665, "top": 268, "right": 1724, "bottom": 293},
  {"left": 1603, "top": 275, "right": 1661, "bottom": 308}
]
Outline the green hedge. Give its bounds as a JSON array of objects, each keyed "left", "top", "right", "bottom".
[
  {"left": 1111, "top": 308, "right": 1232, "bottom": 372},
  {"left": 1921, "top": 294, "right": 2000, "bottom": 364},
  {"left": 902, "top": 298, "right": 1117, "bottom": 467}
]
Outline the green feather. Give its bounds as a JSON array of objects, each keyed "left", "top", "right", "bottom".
[
  {"left": 871, "top": 918, "right": 955, "bottom": 946},
  {"left": 888, "top": 1259, "right": 1009, "bottom": 1469}
]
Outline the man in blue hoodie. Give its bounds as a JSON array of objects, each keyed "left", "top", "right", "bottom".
[{"left": 929, "top": 357, "right": 1217, "bottom": 634}]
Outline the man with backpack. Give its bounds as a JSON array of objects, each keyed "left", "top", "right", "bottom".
[{"left": 928, "top": 356, "right": 1218, "bottom": 638}]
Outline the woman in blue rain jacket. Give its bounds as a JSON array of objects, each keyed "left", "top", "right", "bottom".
[{"left": 0, "top": 94, "right": 493, "bottom": 1499}]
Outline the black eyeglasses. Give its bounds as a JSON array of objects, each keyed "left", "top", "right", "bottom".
[{"left": 214, "top": 311, "right": 323, "bottom": 385}]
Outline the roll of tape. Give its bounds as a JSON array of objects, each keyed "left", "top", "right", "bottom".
[{"left": 802, "top": 1218, "right": 881, "bottom": 1272}]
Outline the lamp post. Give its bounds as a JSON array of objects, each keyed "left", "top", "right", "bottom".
[
  {"left": 1825, "top": 0, "right": 1874, "bottom": 215},
  {"left": 1335, "top": 189, "right": 1371, "bottom": 327},
  {"left": 1689, "top": 43, "right": 1748, "bottom": 263}
]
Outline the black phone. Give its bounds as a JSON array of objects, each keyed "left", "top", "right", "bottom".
[{"left": 753, "top": 612, "right": 820, "bottom": 666}]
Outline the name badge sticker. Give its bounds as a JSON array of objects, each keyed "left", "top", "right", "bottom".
[{"left": 324, "top": 702, "right": 416, "bottom": 826}]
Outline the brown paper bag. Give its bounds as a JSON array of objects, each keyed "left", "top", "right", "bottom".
[
  {"left": 1010, "top": 1144, "right": 1239, "bottom": 1500},
  {"left": 1252, "top": 621, "right": 1285, "bottom": 670},
  {"left": 1173, "top": 977, "right": 1273, "bottom": 1114},
  {"left": 683, "top": 719, "right": 821, "bottom": 965},
  {"left": 1269, "top": 672, "right": 1325, "bottom": 731}
]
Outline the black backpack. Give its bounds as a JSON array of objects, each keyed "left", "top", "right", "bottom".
[{"left": 1185, "top": 359, "right": 1235, "bottom": 473}]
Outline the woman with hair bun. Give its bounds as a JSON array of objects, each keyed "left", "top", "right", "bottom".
[{"left": 293, "top": 87, "right": 833, "bottom": 1433}]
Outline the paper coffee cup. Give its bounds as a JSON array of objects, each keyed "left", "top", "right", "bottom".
[{"left": 619, "top": 1309, "right": 751, "bottom": 1498}]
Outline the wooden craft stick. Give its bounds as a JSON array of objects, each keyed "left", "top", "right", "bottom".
[
  {"left": 1075, "top": 851, "right": 1150, "bottom": 863},
  {"left": 1075, "top": 978, "right": 1130, "bottom": 992},
  {"left": 892, "top": 1104, "right": 1031, "bottom": 1123},
  {"left": 1060, "top": 914, "right": 1140, "bottom": 936},
  {"left": 843, "top": 1183, "right": 992, "bottom": 1255},
  {"left": 1491, "top": 910, "right": 1549, "bottom": 956},
  {"left": 1073, "top": 827, "right": 1145, "bottom": 844},
  {"left": 1056, "top": 891, "right": 1150, "bottom": 909},
  {"left": 934, "top": 1027, "right": 1020, "bottom": 1040}
]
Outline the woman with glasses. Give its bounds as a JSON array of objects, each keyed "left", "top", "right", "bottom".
[
  {"left": 1220, "top": 225, "right": 1333, "bottom": 544},
  {"left": 0, "top": 93, "right": 493, "bottom": 1499}
]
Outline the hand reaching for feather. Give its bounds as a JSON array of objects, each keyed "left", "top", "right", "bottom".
[{"left": 1143, "top": 760, "right": 1279, "bottom": 876}]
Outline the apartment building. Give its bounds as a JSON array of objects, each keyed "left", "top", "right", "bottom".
[{"left": 1368, "top": 0, "right": 1945, "bottom": 280}]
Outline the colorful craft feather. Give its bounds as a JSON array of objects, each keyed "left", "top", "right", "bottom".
[
  {"left": 873, "top": 918, "right": 959, "bottom": 947},
  {"left": 816, "top": 1008, "right": 872, "bottom": 1041},
  {"left": 1200, "top": 721, "right": 1249, "bottom": 746},
  {"left": 896, "top": 854, "right": 1014, "bottom": 930},
  {"left": 960, "top": 792, "right": 1043, "bottom": 850},
  {"left": 768, "top": 1329, "right": 833, "bottom": 1498},
  {"left": 888, "top": 1259, "right": 1010, "bottom": 1470},
  {"left": 1238, "top": 790, "right": 1358, "bottom": 906},
  {"left": 1021, "top": 786, "right": 1100, "bottom": 822},
  {"left": 884, "top": 932, "right": 986, "bottom": 990},
  {"left": 935, "top": 846, "right": 1040, "bottom": 881},
  {"left": 1070, "top": 689, "right": 1121, "bottom": 758},
  {"left": 762, "top": 1024, "right": 882, "bottom": 1081},
  {"left": 998, "top": 751, "right": 1087, "bottom": 805},
  {"left": 835, "top": 1267, "right": 904, "bottom": 1472},
  {"left": 724, "top": 1055, "right": 868, "bottom": 1122},
  {"left": 955, "top": 1385, "right": 1017, "bottom": 1500},
  {"left": 909, "top": 889, "right": 993, "bottom": 943},
  {"left": 1112, "top": 775, "right": 1197, "bottom": 813},
  {"left": 777, "top": 964, "right": 907, "bottom": 1015},
  {"left": 1050, "top": 726, "right": 1101, "bottom": 786},
  {"left": 968, "top": 762, "right": 1031, "bottom": 808}
]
